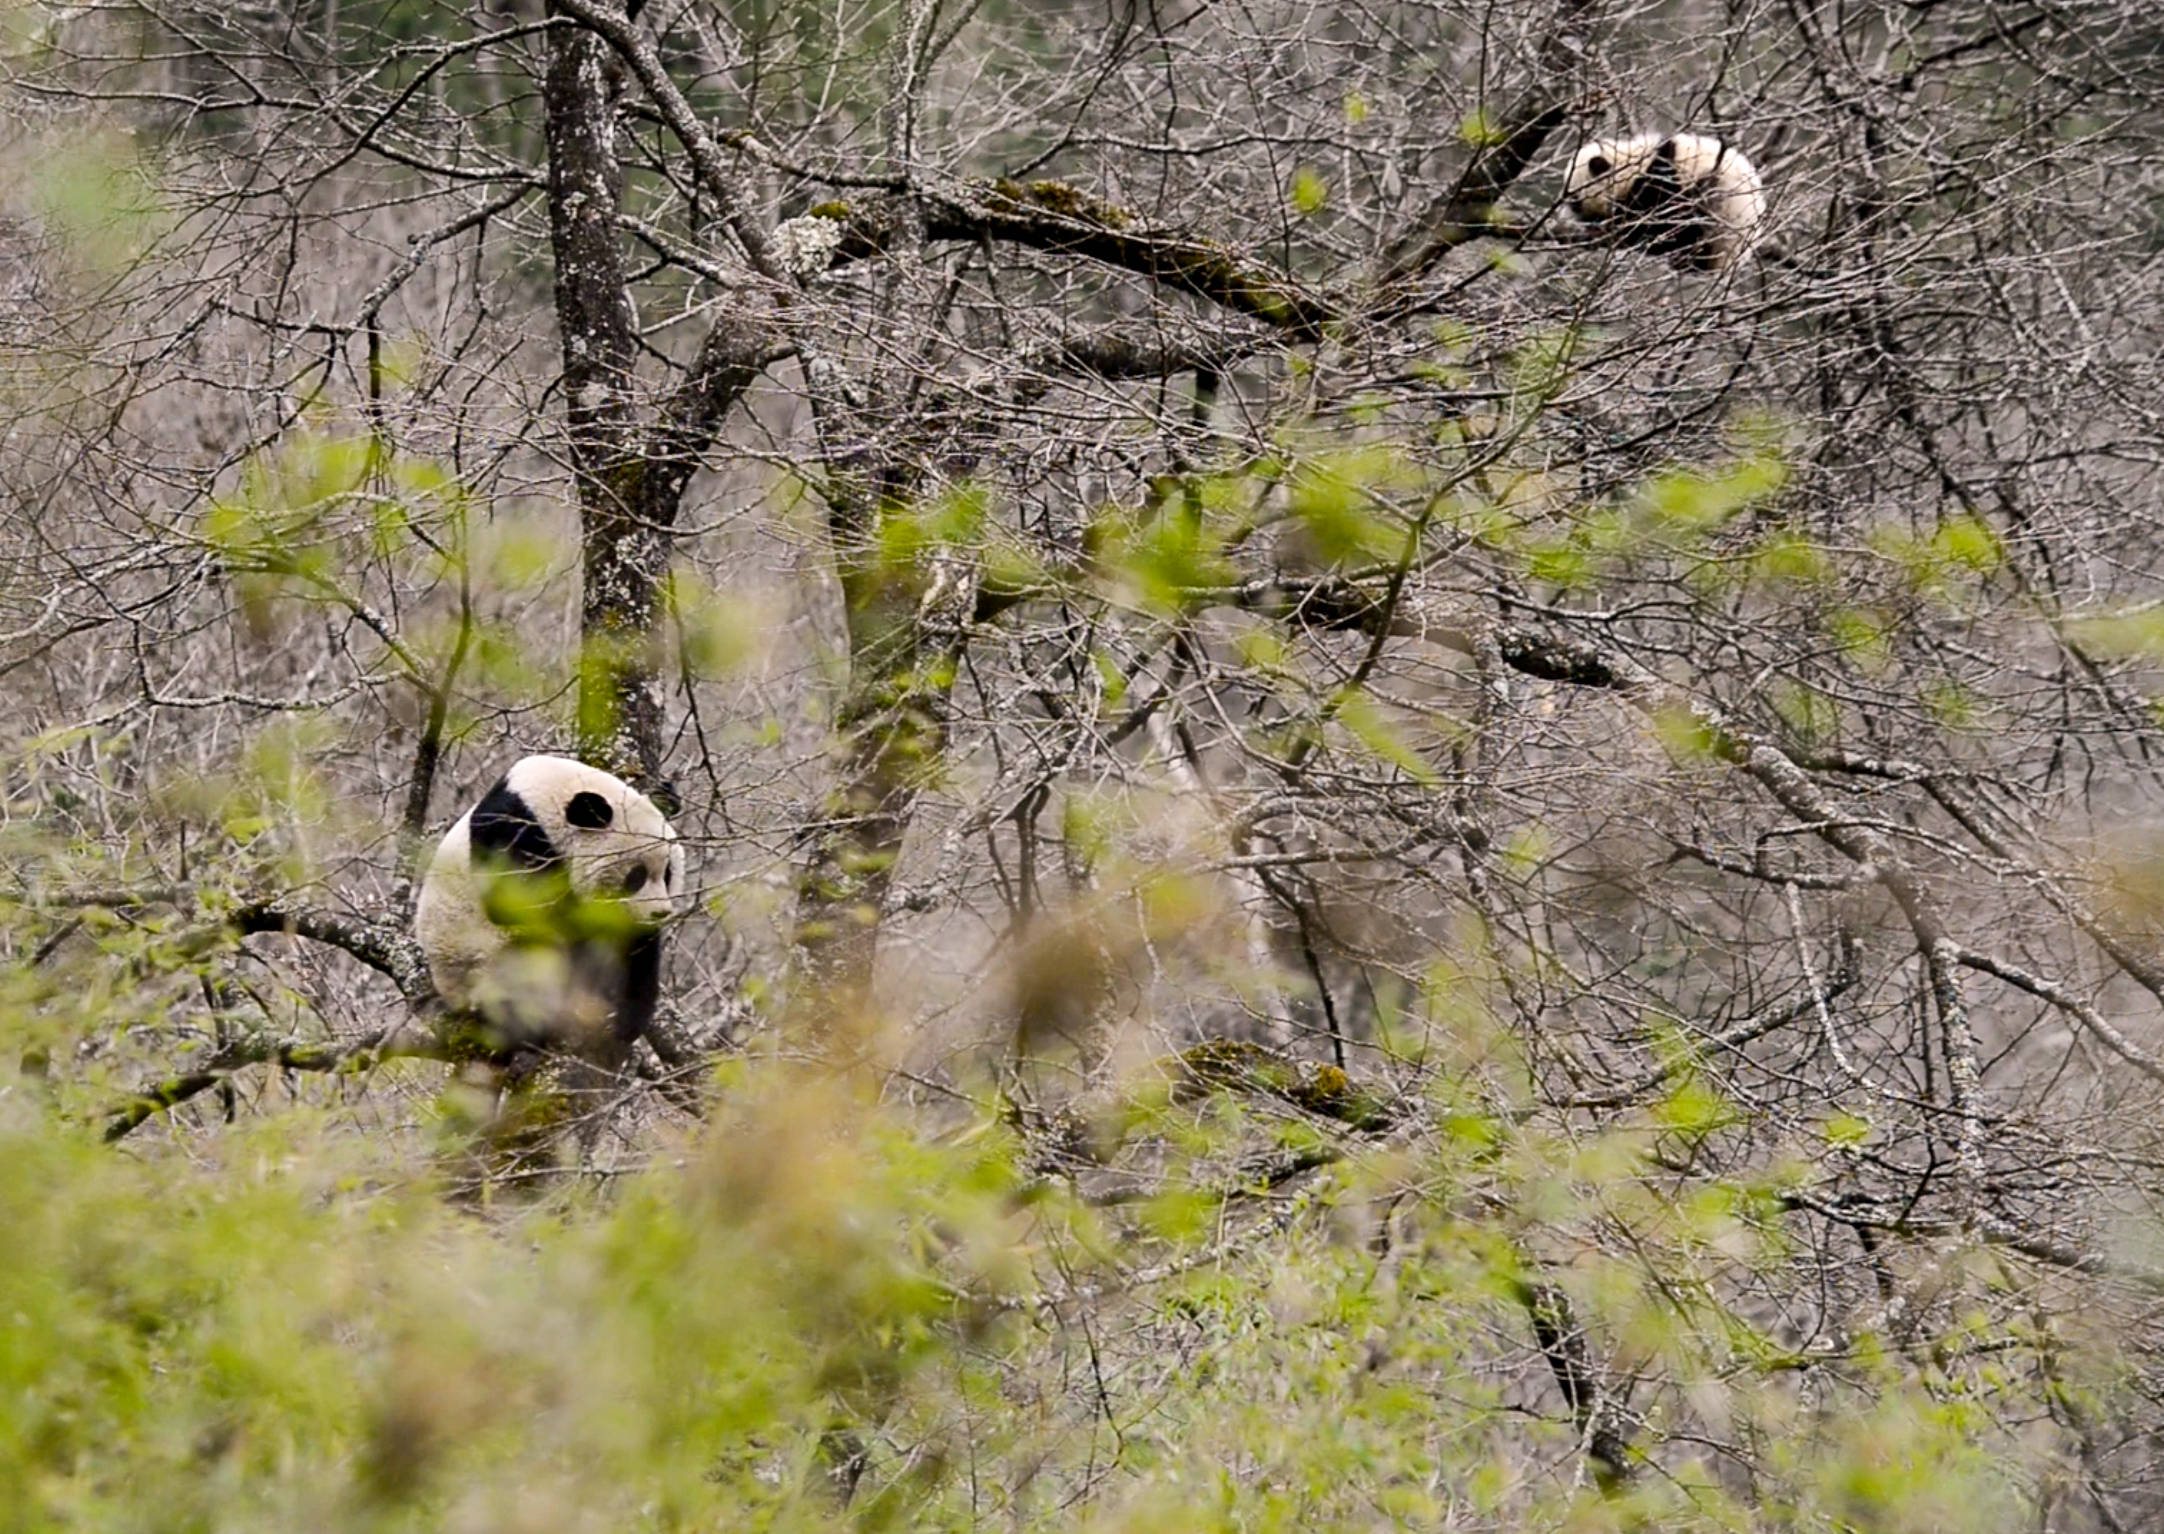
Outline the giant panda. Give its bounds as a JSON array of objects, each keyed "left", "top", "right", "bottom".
[
  {"left": 415, "top": 755, "right": 683, "bottom": 1059},
  {"left": 1564, "top": 132, "right": 1766, "bottom": 274}
]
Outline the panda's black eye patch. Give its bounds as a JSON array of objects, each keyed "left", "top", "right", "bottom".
[
  {"left": 1587, "top": 155, "right": 1610, "bottom": 177},
  {"left": 621, "top": 864, "right": 649, "bottom": 895},
  {"left": 565, "top": 791, "right": 614, "bottom": 830}
]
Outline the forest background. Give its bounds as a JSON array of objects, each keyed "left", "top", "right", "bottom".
[{"left": 8, "top": 0, "right": 2164, "bottom": 1528}]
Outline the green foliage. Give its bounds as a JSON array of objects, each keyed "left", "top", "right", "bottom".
[
  {"left": 877, "top": 481, "right": 990, "bottom": 567},
  {"left": 668, "top": 568, "right": 772, "bottom": 680},
  {"left": 1517, "top": 444, "right": 1790, "bottom": 595},
  {"left": 0, "top": 973, "right": 2106, "bottom": 1532},
  {"left": 1870, "top": 514, "right": 2005, "bottom": 601},
  {"left": 1639, "top": 453, "right": 1788, "bottom": 535},
  {"left": 1332, "top": 687, "right": 1441, "bottom": 784},
  {"left": 1823, "top": 1111, "right": 1873, "bottom": 1149},
  {"left": 1824, "top": 606, "right": 1895, "bottom": 671},
  {"left": 28, "top": 131, "right": 169, "bottom": 269},
  {"left": 1746, "top": 529, "right": 1833, "bottom": 587},
  {"left": 1289, "top": 166, "right": 1329, "bottom": 216},
  {"left": 1286, "top": 445, "right": 1411, "bottom": 565},
  {"left": 1087, "top": 502, "right": 1236, "bottom": 615},
  {"left": 1459, "top": 108, "right": 1506, "bottom": 147}
]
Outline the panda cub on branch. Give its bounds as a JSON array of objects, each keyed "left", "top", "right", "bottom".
[
  {"left": 415, "top": 755, "right": 683, "bottom": 1059},
  {"left": 1564, "top": 132, "right": 1766, "bottom": 274}
]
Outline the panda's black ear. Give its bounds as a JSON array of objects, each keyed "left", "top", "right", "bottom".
[
  {"left": 472, "top": 778, "right": 558, "bottom": 869},
  {"left": 565, "top": 791, "right": 614, "bottom": 830}
]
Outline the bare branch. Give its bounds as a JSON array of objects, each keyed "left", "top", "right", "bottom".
[{"left": 103, "top": 1025, "right": 448, "bottom": 1143}]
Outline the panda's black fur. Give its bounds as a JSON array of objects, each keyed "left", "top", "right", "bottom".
[{"left": 415, "top": 755, "right": 682, "bottom": 1057}]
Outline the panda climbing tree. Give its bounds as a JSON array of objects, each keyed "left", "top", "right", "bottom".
[
  {"left": 414, "top": 755, "right": 684, "bottom": 1082},
  {"left": 1562, "top": 131, "right": 1767, "bottom": 273}
]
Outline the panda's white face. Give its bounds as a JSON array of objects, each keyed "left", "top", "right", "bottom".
[
  {"left": 466, "top": 754, "right": 681, "bottom": 925},
  {"left": 1565, "top": 136, "right": 1651, "bottom": 221},
  {"left": 414, "top": 755, "right": 683, "bottom": 1012},
  {"left": 1563, "top": 132, "right": 1764, "bottom": 273}
]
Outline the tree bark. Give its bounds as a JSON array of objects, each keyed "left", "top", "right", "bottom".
[
  {"left": 542, "top": 8, "right": 662, "bottom": 785},
  {"left": 790, "top": 518, "right": 975, "bottom": 1024},
  {"left": 544, "top": 4, "right": 773, "bottom": 795}
]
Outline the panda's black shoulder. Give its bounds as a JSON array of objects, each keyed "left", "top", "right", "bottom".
[
  {"left": 1604, "top": 139, "right": 1682, "bottom": 218},
  {"left": 470, "top": 774, "right": 561, "bottom": 869}
]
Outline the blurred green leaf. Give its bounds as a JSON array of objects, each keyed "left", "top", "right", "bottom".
[{"left": 1290, "top": 165, "right": 1329, "bottom": 215}]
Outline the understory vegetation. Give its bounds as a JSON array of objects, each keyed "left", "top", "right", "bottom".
[{"left": 9, "top": 0, "right": 2164, "bottom": 1528}]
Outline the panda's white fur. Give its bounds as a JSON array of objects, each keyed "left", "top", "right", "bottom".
[
  {"left": 1564, "top": 132, "right": 1765, "bottom": 273},
  {"left": 415, "top": 755, "right": 682, "bottom": 1050}
]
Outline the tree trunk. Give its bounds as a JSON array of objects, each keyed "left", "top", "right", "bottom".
[
  {"left": 790, "top": 521, "right": 973, "bottom": 1026},
  {"left": 543, "top": 8, "right": 669, "bottom": 789}
]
